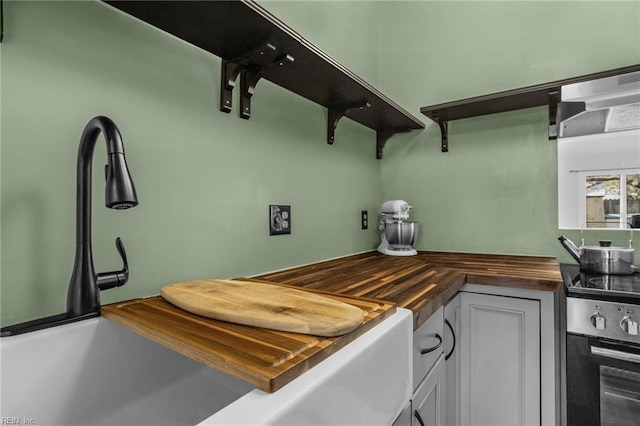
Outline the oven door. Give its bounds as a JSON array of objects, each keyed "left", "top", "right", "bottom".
[{"left": 567, "top": 334, "right": 640, "bottom": 426}]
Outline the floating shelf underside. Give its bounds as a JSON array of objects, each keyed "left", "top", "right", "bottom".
[
  {"left": 103, "top": 0, "right": 424, "bottom": 134},
  {"left": 420, "top": 64, "right": 640, "bottom": 122}
]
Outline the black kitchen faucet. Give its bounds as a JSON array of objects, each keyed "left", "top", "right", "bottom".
[
  {"left": 67, "top": 115, "right": 138, "bottom": 316},
  {"left": 1, "top": 116, "right": 138, "bottom": 336}
]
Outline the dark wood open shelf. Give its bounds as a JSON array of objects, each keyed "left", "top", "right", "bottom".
[
  {"left": 420, "top": 64, "right": 640, "bottom": 152},
  {"left": 103, "top": 0, "right": 424, "bottom": 158}
]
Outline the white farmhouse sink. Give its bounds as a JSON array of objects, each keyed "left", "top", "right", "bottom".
[{"left": 0, "top": 308, "right": 412, "bottom": 426}]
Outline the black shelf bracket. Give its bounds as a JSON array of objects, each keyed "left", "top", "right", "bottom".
[
  {"left": 1, "top": 0, "right": 4, "bottom": 43},
  {"left": 239, "top": 53, "right": 294, "bottom": 119},
  {"left": 327, "top": 102, "right": 371, "bottom": 145},
  {"left": 220, "top": 58, "right": 247, "bottom": 113},
  {"left": 548, "top": 89, "right": 560, "bottom": 140},
  {"left": 239, "top": 65, "right": 264, "bottom": 120},
  {"left": 376, "top": 129, "right": 398, "bottom": 159},
  {"left": 436, "top": 116, "right": 449, "bottom": 152},
  {"left": 219, "top": 43, "right": 278, "bottom": 114}
]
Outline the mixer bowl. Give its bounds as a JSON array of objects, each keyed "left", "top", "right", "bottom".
[{"left": 384, "top": 221, "right": 418, "bottom": 249}]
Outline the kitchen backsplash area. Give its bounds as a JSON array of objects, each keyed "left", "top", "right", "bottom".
[
  {"left": 375, "top": 0, "right": 640, "bottom": 263},
  {"left": 0, "top": 0, "right": 382, "bottom": 325},
  {"left": 2, "top": 0, "right": 639, "bottom": 326}
]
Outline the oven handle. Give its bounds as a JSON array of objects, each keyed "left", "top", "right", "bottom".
[{"left": 591, "top": 346, "right": 640, "bottom": 364}]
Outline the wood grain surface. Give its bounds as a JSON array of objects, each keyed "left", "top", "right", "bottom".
[
  {"left": 257, "top": 250, "right": 562, "bottom": 329},
  {"left": 102, "top": 250, "right": 562, "bottom": 392},
  {"left": 417, "top": 251, "right": 564, "bottom": 291},
  {"left": 161, "top": 279, "right": 364, "bottom": 337},
  {"left": 102, "top": 280, "right": 395, "bottom": 393}
]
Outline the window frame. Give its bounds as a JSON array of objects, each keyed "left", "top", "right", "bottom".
[
  {"left": 558, "top": 129, "right": 640, "bottom": 230},
  {"left": 578, "top": 169, "right": 639, "bottom": 229}
]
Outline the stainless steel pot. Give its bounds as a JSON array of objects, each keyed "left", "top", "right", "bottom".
[{"left": 559, "top": 235, "right": 639, "bottom": 275}]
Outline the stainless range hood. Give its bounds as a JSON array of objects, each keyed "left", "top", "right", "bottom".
[{"left": 558, "top": 70, "right": 640, "bottom": 138}]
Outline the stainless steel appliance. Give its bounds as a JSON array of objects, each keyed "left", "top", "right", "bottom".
[
  {"left": 559, "top": 235, "right": 639, "bottom": 275},
  {"left": 562, "top": 264, "right": 640, "bottom": 426},
  {"left": 558, "top": 70, "right": 640, "bottom": 139},
  {"left": 377, "top": 200, "right": 419, "bottom": 256}
]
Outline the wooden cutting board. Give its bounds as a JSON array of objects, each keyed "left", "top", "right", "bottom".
[
  {"left": 161, "top": 279, "right": 365, "bottom": 337},
  {"left": 101, "top": 278, "right": 396, "bottom": 392}
]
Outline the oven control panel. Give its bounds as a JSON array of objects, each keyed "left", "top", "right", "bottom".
[{"left": 567, "top": 297, "right": 640, "bottom": 345}]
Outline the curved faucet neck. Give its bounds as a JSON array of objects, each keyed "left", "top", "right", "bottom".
[{"left": 76, "top": 116, "right": 124, "bottom": 245}]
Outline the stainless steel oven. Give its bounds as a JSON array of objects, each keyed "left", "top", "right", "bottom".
[{"left": 562, "top": 264, "right": 640, "bottom": 426}]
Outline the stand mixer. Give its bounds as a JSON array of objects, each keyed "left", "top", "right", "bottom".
[{"left": 377, "top": 200, "right": 419, "bottom": 256}]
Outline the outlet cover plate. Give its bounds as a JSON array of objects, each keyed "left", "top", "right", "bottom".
[
  {"left": 269, "top": 205, "right": 291, "bottom": 235},
  {"left": 361, "top": 210, "right": 368, "bottom": 229}
]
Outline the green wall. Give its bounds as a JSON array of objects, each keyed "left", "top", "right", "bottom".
[
  {"left": 377, "top": 1, "right": 640, "bottom": 260},
  {"left": 0, "top": 0, "right": 381, "bottom": 325},
  {"left": 2, "top": 1, "right": 640, "bottom": 326}
]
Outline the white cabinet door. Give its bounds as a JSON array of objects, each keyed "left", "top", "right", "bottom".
[
  {"left": 412, "top": 354, "right": 446, "bottom": 426},
  {"left": 444, "top": 295, "right": 461, "bottom": 426},
  {"left": 460, "top": 292, "right": 540, "bottom": 426}
]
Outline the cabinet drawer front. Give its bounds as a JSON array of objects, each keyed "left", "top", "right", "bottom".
[
  {"left": 413, "top": 354, "right": 446, "bottom": 426},
  {"left": 413, "top": 307, "right": 444, "bottom": 390}
]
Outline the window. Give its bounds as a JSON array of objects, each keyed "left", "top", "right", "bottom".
[
  {"left": 583, "top": 172, "right": 640, "bottom": 228},
  {"left": 558, "top": 129, "right": 640, "bottom": 229}
]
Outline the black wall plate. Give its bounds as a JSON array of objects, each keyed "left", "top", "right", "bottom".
[{"left": 269, "top": 205, "right": 291, "bottom": 235}]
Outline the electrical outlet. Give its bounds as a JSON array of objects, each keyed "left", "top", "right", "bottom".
[
  {"left": 269, "top": 205, "right": 291, "bottom": 235},
  {"left": 361, "top": 210, "right": 368, "bottom": 230}
]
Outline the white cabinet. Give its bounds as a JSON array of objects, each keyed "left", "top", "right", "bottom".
[
  {"left": 459, "top": 291, "right": 541, "bottom": 426},
  {"left": 413, "top": 307, "right": 444, "bottom": 389},
  {"left": 412, "top": 354, "right": 446, "bottom": 426},
  {"left": 458, "top": 284, "right": 561, "bottom": 426},
  {"left": 444, "top": 295, "right": 461, "bottom": 426},
  {"left": 409, "top": 307, "right": 444, "bottom": 426},
  {"left": 403, "top": 284, "right": 560, "bottom": 426}
]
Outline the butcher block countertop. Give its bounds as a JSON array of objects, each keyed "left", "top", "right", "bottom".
[
  {"left": 102, "top": 250, "right": 562, "bottom": 392},
  {"left": 257, "top": 250, "right": 563, "bottom": 330}
]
